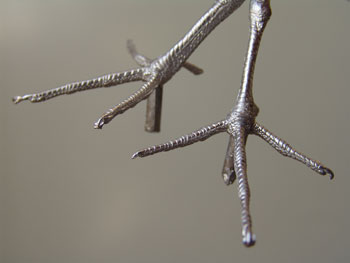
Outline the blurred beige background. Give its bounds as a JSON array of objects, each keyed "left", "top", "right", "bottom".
[{"left": 1, "top": 0, "right": 349, "bottom": 262}]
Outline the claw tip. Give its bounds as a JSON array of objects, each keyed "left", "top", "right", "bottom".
[
  {"left": 242, "top": 233, "right": 256, "bottom": 247},
  {"left": 222, "top": 168, "right": 236, "bottom": 185},
  {"left": 222, "top": 173, "right": 235, "bottom": 186},
  {"left": 321, "top": 167, "right": 334, "bottom": 180},
  {"left": 328, "top": 170, "right": 335, "bottom": 180},
  {"left": 12, "top": 96, "right": 22, "bottom": 104},
  {"left": 94, "top": 118, "right": 104, "bottom": 129},
  {"left": 131, "top": 152, "right": 139, "bottom": 159}
]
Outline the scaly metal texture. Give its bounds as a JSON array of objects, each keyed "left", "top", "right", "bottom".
[{"left": 13, "top": 0, "right": 333, "bottom": 247}]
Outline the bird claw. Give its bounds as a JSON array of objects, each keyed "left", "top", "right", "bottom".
[
  {"left": 94, "top": 116, "right": 108, "bottom": 129},
  {"left": 222, "top": 167, "right": 236, "bottom": 185},
  {"left": 11, "top": 0, "right": 334, "bottom": 248},
  {"left": 12, "top": 95, "right": 31, "bottom": 104},
  {"left": 242, "top": 228, "right": 256, "bottom": 247},
  {"left": 131, "top": 152, "right": 140, "bottom": 159},
  {"left": 318, "top": 167, "right": 334, "bottom": 180},
  {"left": 12, "top": 96, "right": 23, "bottom": 104}
]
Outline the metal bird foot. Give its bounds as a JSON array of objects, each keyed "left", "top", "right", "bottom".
[
  {"left": 12, "top": 38, "right": 203, "bottom": 132},
  {"left": 13, "top": 0, "right": 333, "bottom": 247}
]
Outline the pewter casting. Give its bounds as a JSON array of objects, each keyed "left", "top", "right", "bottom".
[{"left": 13, "top": 0, "right": 333, "bottom": 247}]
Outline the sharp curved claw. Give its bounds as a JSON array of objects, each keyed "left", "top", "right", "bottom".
[
  {"left": 131, "top": 152, "right": 140, "bottom": 159},
  {"left": 319, "top": 167, "right": 334, "bottom": 180},
  {"left": 94, "top": 110, "right": 117, "bottom": 129},
  {"left": 94, "top": 117, "right": 106, "bottom": 129}
]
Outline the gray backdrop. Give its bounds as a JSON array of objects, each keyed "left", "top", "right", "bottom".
[{"left": 1, "top": 0, "right": 349, "bottom": 262}]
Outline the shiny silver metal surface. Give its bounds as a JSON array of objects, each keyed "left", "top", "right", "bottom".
[
  {"left": 13, "top": 0, "right": 334, "bottom": 247},
  {"left": 132, "top": 0, "right": 334, "bottom": 247}
]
